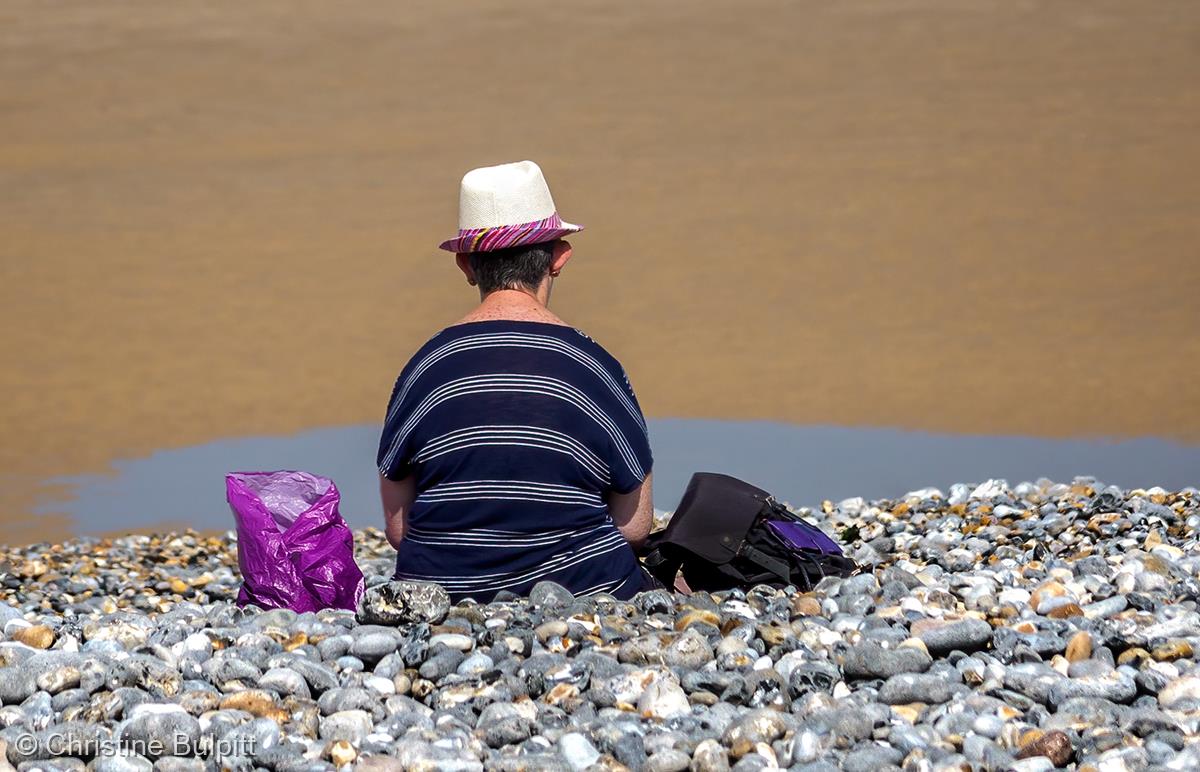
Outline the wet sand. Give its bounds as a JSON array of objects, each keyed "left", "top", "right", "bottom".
[{"left": 2, "top": 0, "right": 1199, "bottom": 543}]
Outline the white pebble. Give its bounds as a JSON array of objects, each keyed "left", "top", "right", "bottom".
[{"left": 428, "top": 633, "right": 473, "bottom": 652}]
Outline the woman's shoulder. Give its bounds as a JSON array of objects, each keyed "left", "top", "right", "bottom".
[
  {"left": 564, "top": 327, "right": 627, "bottom": 370},
  {"left": 407, "top": 319, "right": 632, "bottom": 380}
]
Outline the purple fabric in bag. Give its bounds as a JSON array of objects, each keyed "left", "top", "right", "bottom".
[
  {"left": 227, "top": 471, "right": 364, "bottom": 613},
  {"left": 766, "top": 519, "right": 843, "bottom": 556}
]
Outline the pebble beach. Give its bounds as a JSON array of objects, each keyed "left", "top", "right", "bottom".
[{"left": 1, "top": 477, "right": 1199, "bottom": 772}]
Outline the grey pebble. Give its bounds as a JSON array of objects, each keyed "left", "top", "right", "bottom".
[
  {"left": 841, "top": 641, "right": 932, "bottom": 679},
  {"left": 645, "top": 749, "right": 690, "bottom": 772},
  {"left": 877, "top": 673, "right": 964, "bottom": 704},
  {"left": 915, "top": 618, "right": 993, "bottom": 654},
  {"left": 557, "top": 731, "right": 601, "bottom": 771}
]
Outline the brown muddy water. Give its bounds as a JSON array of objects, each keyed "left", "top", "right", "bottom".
[{"left": 2, "top": 0, "right": 1199, "bottom": 543}]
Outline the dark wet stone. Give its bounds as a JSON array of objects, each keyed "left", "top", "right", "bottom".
[
  {"left": 630, "top": 590, "right": 673, "bottom": 616},
  {"left": 119, "top": 707, "right": 201, "bottom": 759},
  {"left": 807, "top": 708, "right": 876, "bottom": 745},
  {"left": 788, "top": 662, "right": 841, "bottom": 696},
  {"left": 841, "top": 743, "right": 903, "bottom": 772},
  {"left": 915, "top": 619, "right": 993, "bottom": 654},
  {"left": 1122, "top": 707, "right": 1181, "bottom": 737},
  {"left": 611, "top": 733, "right": 647, "bottom": 771},
  {"left": 840, "top": 641, "right": 932, "bottom": 679},
  {"left": 877, "top": 673, "right": 963, "bottom": 704},
  {"left": 1015, "top": 730, "right": 1073, "bottom": 767},
  {"left": 1049, "top": 672, "right": 1137, "bottom": 704}
]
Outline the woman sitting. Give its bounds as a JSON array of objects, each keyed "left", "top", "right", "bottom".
[{"left": 376, "top": 161, "right": 654, "bottom": 602}]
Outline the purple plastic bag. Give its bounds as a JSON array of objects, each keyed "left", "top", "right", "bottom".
[{"left": 227, "top": 471, "right": 364, "bottom": 613}]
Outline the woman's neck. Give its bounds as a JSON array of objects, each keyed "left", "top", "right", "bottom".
[{"left": 456, "top": 287, "right": 569, "bottom": 326}]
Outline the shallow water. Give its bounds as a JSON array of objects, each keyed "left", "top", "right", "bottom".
[{"left": 37, "top": 418, "right": 1200, "bottom": 538}]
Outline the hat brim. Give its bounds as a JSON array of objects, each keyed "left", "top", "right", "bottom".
[{"left": 439, "top": 221, "right": 583, "bottom": 253}]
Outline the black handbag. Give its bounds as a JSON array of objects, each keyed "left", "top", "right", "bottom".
[{"left": 639, "top": 472, "right": 857, "bottom": 592}]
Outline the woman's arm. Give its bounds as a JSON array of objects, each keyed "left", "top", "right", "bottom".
[
  {"left": 380, "top": 474, "right": 416, "bottom": 550},
  {"left": 607, "top": 472, "right": 654, "bottom": 550}
]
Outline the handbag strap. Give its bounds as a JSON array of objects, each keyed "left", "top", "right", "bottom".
[
  {"left": 737, "top": 543, "right": 793, "bottom": 585},
  {"left": 641, "top": 543, "right": 686, "bottom": 587}
]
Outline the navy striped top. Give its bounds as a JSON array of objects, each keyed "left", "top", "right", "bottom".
[{"left": 377, "top": 320, "right": 653, "bottom": 602}]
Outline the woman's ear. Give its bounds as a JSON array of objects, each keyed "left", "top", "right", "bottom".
[
  {"left": 455, "top": 253, "right": 477, "bottom": 286},
  {"left": 549, "top": 240, "right": 573, "bottom": 277}
]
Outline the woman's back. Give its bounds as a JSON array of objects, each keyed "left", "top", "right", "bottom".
[{"left": 377, "top": 319, "right": 652, "bottom": 602}]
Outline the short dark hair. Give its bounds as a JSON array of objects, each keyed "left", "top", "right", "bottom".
[{"left": 467, "top": 240, "right": 558, "bottom": 293}]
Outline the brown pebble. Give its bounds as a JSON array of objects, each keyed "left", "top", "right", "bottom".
[
  {"left": 12, "top": 624, "right": 54, "bottom": 649},
  {"left": 542, "top": 682, "right": 579, "bottom": 706},
  {"left": 589, "top": 756, "right": 630, "bottom": 772},
  {"left": 1117, "top": 647, "right": 1150, "bottom": 666},
  {"left": 755, "top": 624, "right": 790, "bottom": 647},
  {"left": 1152, "top": 640, "right": 1193, "bottom": 662},
  {"left": 674, "top": 610, "right": 720, "bottom": 631},
  {"left": 282, "top": 632, "right": 308, "bottom": 651},
  {"left": 329, "top": 740, "right": 356, "bottom": 767},
  {"left": 1142, "top": 555, "right": 1171, "bottom": 575},
  {"left": 1029, "top": 581, "right": 1067, "bottom": 612},
  {"left": 1047, "top": 603, "right": 1084, "bottom": 619},
  {"left": 1018, "top": 728, "right": 1044, "bottom": 746},
  {"left": 1065, "top": 631, "right": 1093, "bottom": 662},
  {"left": 1016, "top": 729, "right": 1074, "bottom": 767},
  {"left": 219, "top": 690, "right": 279, "bottom": 717},
  {"left": 890, "top": 704, "right": 923, "bottom": 724},
  {"left": 790, "top": 595, "right": 821, "bottom": 618}
]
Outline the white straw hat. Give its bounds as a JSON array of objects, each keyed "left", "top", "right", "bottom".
[{"left": 438, "top": 160, "right": 583, "bottom": 253}]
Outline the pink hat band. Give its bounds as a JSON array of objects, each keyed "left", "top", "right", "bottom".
[{"left": 438, "top": 212, "right": 583, "bottom": 254}]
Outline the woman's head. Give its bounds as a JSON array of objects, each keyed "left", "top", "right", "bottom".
[{"left": 456, "top": 239, "right": 572, "bottom": 295}]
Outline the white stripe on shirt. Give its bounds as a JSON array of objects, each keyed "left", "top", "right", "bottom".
[
  {"left": 380, "top": 374, "right": 644, "bottom": 482},
  {"left": 404, "top": 523, "right": 608, "bottom": 548},
  {"left": 416, "top": 480, "right": 606, "bottom": 507},
  {"left": 413, "top": 425, "right": 610, "bottom": 484},
  {"left": 388, "top": 332, "right": 646, "bottom": 431}
]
